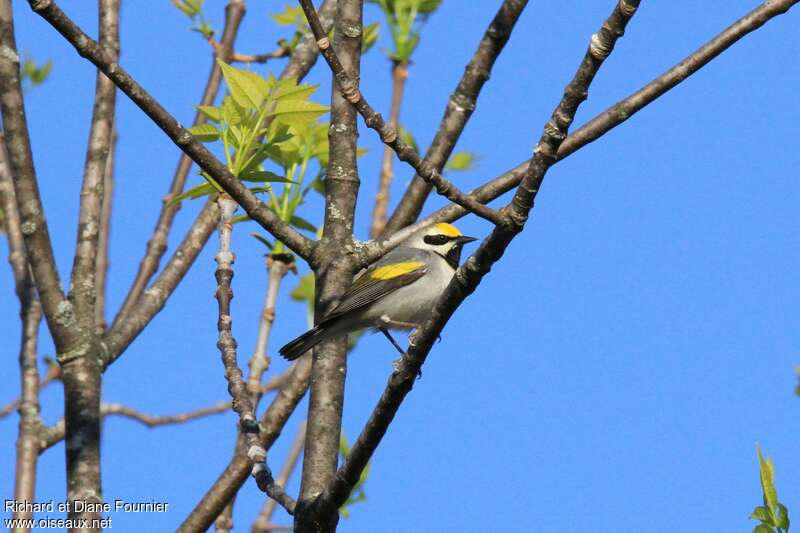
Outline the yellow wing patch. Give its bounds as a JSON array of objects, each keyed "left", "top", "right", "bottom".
[
  {"left": 434, "top": 222, "right": 461, "bottom": 237},
  {"left": 370, "top": 261, "right": 426, "bottom": 280}
]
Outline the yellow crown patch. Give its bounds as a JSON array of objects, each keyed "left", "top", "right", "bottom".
[{"left": 434, "top": 223, "right": 461, "bottom": 237}]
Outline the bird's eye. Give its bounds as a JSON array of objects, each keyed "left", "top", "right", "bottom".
[{"left": 424, "top": 234, "right": 450, "bottom": 245}]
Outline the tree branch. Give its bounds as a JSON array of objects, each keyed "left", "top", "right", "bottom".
[
  {"left": 1, "top": 134, "right": 44, "bottom": 525},
  {"left": 0, "top": 0, "right": 75, "bottom": 351},
  {"left": 314, "top": 0, "right": 642, "bottom": 515},
  {"left": 298, "top": 0, "right": 507, "bottom": 227},
  {"left": 94, "top": 127, "right": 116, "bottom": 333},
  {"left": 113, "top": 0, "right": 246, "bottom": 328},
  {"left": 248, "top": 254, "right": 294, "bottom": 405},
  {"left": 69, "top": 0, "right": 118, "bottom": 336},
  {"left": 295, "top": 1, "right": 363, "bottom": 531},
  {"left": 252, "top": 420, "right": 307, "bottom": 533},
  {"left": 382, "top": 0, "right": 529, "bottom": 236}
]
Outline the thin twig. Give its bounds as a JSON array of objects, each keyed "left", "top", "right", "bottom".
[
  {"left": 370, "top": 59, "right": 408, "bottom": 238},
  {"left": 113, "top": 0, "right": 246, "bottom": 328},
  {"left": 215, "top": 196, "right": 297, "bottom": 515},
  {"left": 252, "top": 420, "right": 307, "bottom": 532},
  {"left": 0, "top": 364, "right": 59, "bottom": 419},
  {"left": 298, "top": 0, "right": 507, "bottom": 228},
  {"left": 314, "top": 0, "right": 642, "bottom": 517},
  {"left": 248, "top": 254, "right": 294, "bottom": 406},
  {"left": 382, "top": 0, "right": 529, "bottom": 235},
  {"left": 94, "top": 127, "right": 116, "bottom": 333}
]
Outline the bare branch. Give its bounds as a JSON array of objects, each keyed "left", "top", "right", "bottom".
[
  {"left": 215, "top": 196, "right": 298, "bottom": 516},
  {"left": 248, "top": 255, "right": 294, "bottom": 405},
  {"left": 113, "top": 0, "right": 247, "bottom": 328},
  {"left": 1, "top": 134, "right": 44, "bottom": 525},
  {"left": 69, "top": 0, "right": 118, "bottom": 335},
  {"left": 314, "top": 0, "right": 642, "bottom": 515},
  {"left": 298, "top": 0, "right": 507, "bottom": 227},
  {"left": 0, "top": 363, "right": 60, "bottom": 420},
  {"left": 253, "top": 420, "right": 307, "bottom": 532},
  {"left": 0, "top": 0, "right": 75, "bottom": 350},
  {"left": 94, "top": 127, "right": 116, "bottom": 333},
  {"left": 382, "top": 0, "right": 529, "bottom": 235}
]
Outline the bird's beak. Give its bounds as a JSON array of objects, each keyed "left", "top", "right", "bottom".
[{"left": 456, "top": 235, "right": 478, "bottom": 245}]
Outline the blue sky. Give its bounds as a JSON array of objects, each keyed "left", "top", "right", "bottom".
[{"left": 1, "top": 1, "right": 799, "bottom": 531}]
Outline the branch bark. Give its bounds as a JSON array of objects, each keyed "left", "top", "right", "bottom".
[
  {"left": 94, "top": 128, "right": 116, "bottom": 333},
  {"left": 1, "top": 134, "right": 44, "bottom": 530},
  {"left": 295, "top": 1, "right": 363, "bottom": 531},
  {"left": 381, "top": 0, "right": 529, "bottom": 236},
  {"left": 252, "top": 420, "right": 307, "bottom": 533}
]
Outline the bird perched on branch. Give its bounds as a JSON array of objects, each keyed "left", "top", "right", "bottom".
[{"left": 279, "top": 223, "right": 477, "bottom": 361}]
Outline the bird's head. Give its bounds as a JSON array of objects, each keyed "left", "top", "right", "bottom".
[{"left": 406, "top": 223, "right": 477, "bottom": 268}]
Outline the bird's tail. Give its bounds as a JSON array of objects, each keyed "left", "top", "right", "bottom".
[{"left": 279, "top": 324, "right": 330, "bottom": 361}]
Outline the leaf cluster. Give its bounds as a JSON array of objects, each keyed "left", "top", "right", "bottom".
[
  {"left": 179, "top": 60, "right": 330, "bottom": 254},
  {"left": 750, "top": 447, "right": 790, "bottom": 533},
  {"left": 21, "top": 56, "right": 52, "bottom": 92},
  {"left": 367, "top": 0, "right": 442, "bottom": 60},
  {"left": 172, "top": 0, "right": 214, "bottom": 39}
]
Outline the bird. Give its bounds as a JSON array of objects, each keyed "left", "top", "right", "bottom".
[{"left": 279, "top": 223, "right": 477, "bottom": 361}]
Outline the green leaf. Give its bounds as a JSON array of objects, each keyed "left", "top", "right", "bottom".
[
  {"left": 398, "top": 126, "right": 418, "bottom": 153},
  {"left": 753, "top": 526, "right": 775, "bottom": 533},
  {"left": 250, "top": 232, "right": 274, "bottom": 250},
  {"left": 269, "top": 100, "right": 330, "bottom": 129},
  {"left": 290, "top": 272, "right": 315, "bottom": 303},
  {"left": 445, "top": 151, "right": 478, "bottom": 172},
  {"left": 751, "top": 506, "right": 773, "bottom": 524},
  {"left": 417, "top": 0, "right": 442, "bottom": 15},
  {"left": 362, "top": 22, "right": 380, "bottom": 53},
  {"left": 239, "top": 170, "right": 290, "bottom": 183},
  {"left": 217, "top": 59, "right": 267, "bottom": 109},
  {"left": 187, "top": 123, "right": 220, "bottom": 142},
  {"left": 758, "top": 447, "right": 778, "bottom": 515},
  {"left": 272, "top": 5, "right": 306, "bottom": 27},
  {"left": 196, "top": 105, "right": 223, "bottom": 123},
  {"left": 290, "top": 215, "right": 317, "bottom": 233},
  {"left": 776, "top": 503, "right": 790, "bottom": 530},
  {"left": 240, "top": 144, "right": 285, "bottom": 175},
  {"left": 221, "top": 96, "right": 244, "bottom": 126},
  {"left": 274, "top": 80, "right": 319, "bottom": 102},
  {"left": 168, "top": 181, "right": 217, "bottom": 206}
]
